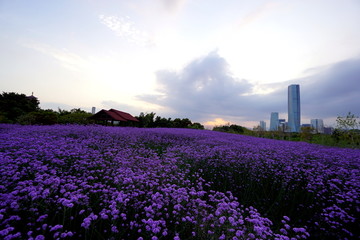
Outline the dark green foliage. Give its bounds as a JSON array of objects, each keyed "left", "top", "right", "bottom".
[
  {"left": 18, "top": 109, "right": 58, "bottom": 125},
  {"left": 17, "top": 108, "right": 93, "bottom": 125},
  {"left": 1, "top": 91, "right": 95, "bottom": 125},
  {"left": 172, "top": 118, "right": 191, "bottom": 128},
  {"left": 154, "top": 116, "right": 173, "bottom": 127},
  {"left": 213, "top": 124, "right": 247, "bottom": 134},
  {"left": 333, "top": 112, "right": 360, "bottom": 147},
  {"left": 336, "top": 112, "right": 359, "bottom": 131},
  {"left": 189, "top": 122, "right": 205, "bottom": 129},
  {"left": 136, "top": 112, "right": 204, "bottom": 129},
  {"left": 0, "top": 92, "right": 40, "bottom": 123},
  {"left": 300, "top": 126, "right": 313, "bottom": 142},
  {"left": 136, "top": 112, "right": 156, "bottom": 128},
  {"left": 58, "top": 108, "right": 92, "bottom": 124}
]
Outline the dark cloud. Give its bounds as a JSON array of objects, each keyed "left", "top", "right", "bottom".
[
  {"left": 138, "top": 51, "right": 360, "bottom": 125},
  {"left": 301, "top": 57, "right": 360, "bottom": 118}
]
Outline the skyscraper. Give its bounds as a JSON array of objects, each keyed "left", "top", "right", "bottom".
[
  {"left": 270, "top": 112, "right": 279, "bottom": 131},
  {"left": 259, "top": 121, "right": 266, "bottom": 131},
  {"left": 288, "top": 84, "right": 301, "bottom": 132},
  {"left": 311, "top": 119, "right": 324, "bottom": 133}
]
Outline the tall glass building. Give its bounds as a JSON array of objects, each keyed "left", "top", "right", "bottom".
[
  {"left": 311, "top": 119, "right": 324, "bottom": 133},
  {"left": 270, "top": 112, "right": 279, "bottom": 131},
  {"left": 288, "top": 84, "right": 301, "bottom": 132},
  {"left": 259, "top": 120, "right": 266, "bottom": 131}
]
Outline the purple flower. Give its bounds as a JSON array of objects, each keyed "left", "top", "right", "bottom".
[
  {"left": 50, "top": 224, "right": 63, "bottom": 232},
  {"left": 34, "top": 235, "right": 45, "bottom": 240},
  {"left": 1, "top": 124, "right": 359, "bottom": 239},
  {"left": 219, "top": 233, "right": 226, "bottom": 240},
  {"left": 111, "top": 226, "right": 119, "bottom": 233},
  {"left": 293, "top": 227, "right": 307, "bottom": 233}
]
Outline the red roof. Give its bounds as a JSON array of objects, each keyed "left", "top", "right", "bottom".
[
  {"left": 109, "top": 109, "right": 139, "bottom": 122},
  {"left": 89, "top": 109, "right": 139, "bottom": 122}
]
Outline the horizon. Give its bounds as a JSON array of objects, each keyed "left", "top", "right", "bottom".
[{"left": 1, "top": 0, "right": 359, "bottom": 128}]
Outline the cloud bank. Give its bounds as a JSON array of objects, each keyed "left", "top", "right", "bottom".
[
  {"left": 138, "top": 51, "right": 360, "bottom": 126},
  {"left": 138, "top": 51, "right": 282, "bottom": 122}
]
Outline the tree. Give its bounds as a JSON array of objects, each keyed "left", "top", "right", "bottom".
[
  {"left": 253, "top": 125, "right": 265, "bottom": 137},
  {"left": 336, "top": 112, "right": 359, "bottom": 131},
  {"left": 335, "top": 112, "right": 360, "bottom": 146},
  {"left": 136, "top": 112, "right": 156, "bottom": 128},
  {"left": 18, "top": 109, "right": 58, "bottom": 125},
  {"left": 58, "top": 108, "right": 92, "bottom": 124},
  {"left": 229, "top": 124, "right": 245, "bottom": 133},
  {"left": 189, "top": 122, "right": 204, "bottom": 129},
  {"left": 300, "top": 126, "right": 313, "bottom": 142},
  {"left": 135, "top": 112, "right": 204, "bottom": 129},
  {"left": 154, "top": 116, "right": 173, "bottom": 128},
  {"left": 0, "top": 92, "right": 40, "bottom": 123},
  {"left": 213, "top": 124, "right": 246, "bottom": 134},
  {"left": 173, "top": 118, "right": 192, "bottom": 128}
]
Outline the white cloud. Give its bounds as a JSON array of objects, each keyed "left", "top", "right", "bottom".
[
  {"left": 99, "top": 15, "right": 154, "bottom": 47},
  {"left": 159, "top": 0, "right": 187, "bottom": 12},
  {"left": 237, "top": 1, "right": 280, "bottom": 28},
  {"left": 21, "top": 41, "right": 88, "bottom": 72}
]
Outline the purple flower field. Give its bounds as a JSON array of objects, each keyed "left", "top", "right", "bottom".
[{"left": 0, "top": 124, "right": 359, "bottom": 240}]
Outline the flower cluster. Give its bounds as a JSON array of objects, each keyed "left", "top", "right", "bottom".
[{"left": 0, "top": 124, "right": 359, "bottom": 239}]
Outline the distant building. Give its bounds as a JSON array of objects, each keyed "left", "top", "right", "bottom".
[
  {"left": 270, "top": 112, "right": 279, "bottom": 131},
  {"left": 311, "top": 119, "right": 324, "bottom": 133},
  {"left": 288, "top": 84, "right": 301, "bottom": 132},
  {"left": 27, "top": 92, "right": 37, "bottom": 100},
  {"left": 259, "top": 121, "right": 266, "bottom": 131},
  {"left": 92, "top": 107, "right": 96, "bottom": 114},
  {"left": 278, "top": 119, "right": 286, "bottom": 132},
  {"left": 323, "top": 127, "right": 333, "bottom": 135},
  {"left": 279, "top": 119, "right": 285, "bottom": 124}
]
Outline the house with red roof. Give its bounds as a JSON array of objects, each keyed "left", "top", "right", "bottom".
[{"left": 89, "top": 108, "right": 139, "bottom": 126}]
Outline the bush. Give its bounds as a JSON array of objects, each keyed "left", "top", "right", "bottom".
[
  {"left": 213, "top": 124, "right": 247, "bottom": 134},
  {"left": 18, "top": 110, "right": 58, "bottom": 125}
]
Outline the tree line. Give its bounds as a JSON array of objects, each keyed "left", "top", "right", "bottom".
[
  {"left": 0, "top": 92, "right": 204, "bottom": 129},
  {"left": 135, "top": 112, "right": 204, "bottom": 129}
]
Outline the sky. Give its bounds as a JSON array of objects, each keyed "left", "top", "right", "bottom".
[{"left": 1, "top": 0, "right": 359, "bottom": 129}]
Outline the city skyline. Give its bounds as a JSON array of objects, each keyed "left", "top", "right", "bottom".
[
  {"left": 264, "top": 84, "right": 327, "bottom": 132},
  {"left": 1, "top": 1, "right": 360, "bottom": 128}
]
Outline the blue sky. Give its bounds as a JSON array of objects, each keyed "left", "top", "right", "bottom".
[{"left": 1, "top": 0, "right": 359, "bottom": 128}]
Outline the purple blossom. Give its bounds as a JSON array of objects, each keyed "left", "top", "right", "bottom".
[
  {"left": 293, "top": 227, "right": 307, "bottom": 233},
  {"left": 49, "top": 224, "right": 63, "bottom": 232},
  {"left": 34, "top": 235, "right": 45, "bottom": 240},
  {"left": 111, "top": 226, "right": 119, "bottom": 233},
  {"left": 219, "top": 233, "right": 226, "bottom": 239}
]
